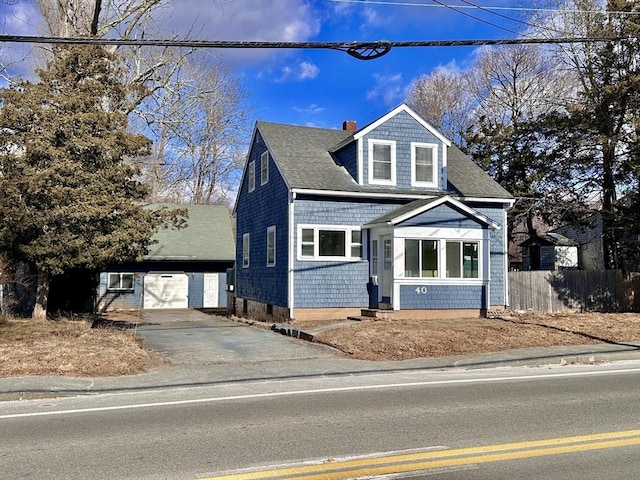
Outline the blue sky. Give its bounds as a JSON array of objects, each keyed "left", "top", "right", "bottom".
[{"left": 0, "top": 0, "right": 530, "bottom": 130}]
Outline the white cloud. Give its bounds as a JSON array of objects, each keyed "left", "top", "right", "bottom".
[
  {"left": 366, "top": 72, "right": 405, "bottom": 106},
  {"left": 169, "top": 0, "right": 321, "bottom": 67},
  {"left": 293, "top": 104, "right": 325, "bottom": 115},
  {"left": 276, "top": 60, "right": 319, "bottom": 82}
]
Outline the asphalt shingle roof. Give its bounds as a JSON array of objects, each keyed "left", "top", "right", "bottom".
[
  {"left": 256, "top": 121, "right": 513, "bottom": 200},
  {"left": 145, "top": 204, "right": 234, "bottom": 262}
]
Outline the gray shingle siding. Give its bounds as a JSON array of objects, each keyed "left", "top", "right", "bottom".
[
  {"left": 399, "top": 204, "right": 484, "bottom": 229},
  {"left": 334, "top": 142, "right": 358, "bottom": 182},
  {"left": 473, "top": 204, "right": 507, "bottom": 306},
  {"left": 362, "top": 110, "right": 444, "bottom": 191},
  {"left": 235, "top": 131, "right": 290, "bottom": 307},
  {"left": 400, "top": 284, "right": 486, "bottom": 309},
  {"left": 293, "top": 196, "right": 402, "bottom": 308}
]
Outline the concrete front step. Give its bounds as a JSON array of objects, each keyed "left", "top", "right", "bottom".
[{"left": 353, "top": 308, "right": 398, "bottom": 320}]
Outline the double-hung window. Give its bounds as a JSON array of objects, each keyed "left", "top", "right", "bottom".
[
  {"left": 411, "top": 142, "right": 438, "bottom": 187},
  {"left": 260, "top": 151, "right": 269, "bottom": 185},
  {"left": 248, "top": 161, "right": 256, "bottom": 192},
  {"left": 242, "top": 233, "right": 250, "bottom": 268},
  {"left": 368, "top": 139, "right": 396, "bottom": 185},
  {"left": 266, "top": 226, "right": 276, "bottom": 267},
  {"left": 299, "top": 225, "right": 363, "bottom": 261},
  {"left": 107, "top": 273, "right": 134, "bottom": 292}
]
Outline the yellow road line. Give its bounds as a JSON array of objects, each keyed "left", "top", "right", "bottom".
[{"left": 203, "top": 429, "right": 640, "bottom": 480}]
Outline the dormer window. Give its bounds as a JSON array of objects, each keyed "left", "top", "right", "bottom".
[
  {"left": 368, "top": 139, "right": 396, "bottom": 185},
  {"left": 411, "top": 142, "right": 438, "bottom": 188}
]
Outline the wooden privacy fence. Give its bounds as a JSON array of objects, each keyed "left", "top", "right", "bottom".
[{"left": 508, "top": 270, "right": 640, "bottom": 313}]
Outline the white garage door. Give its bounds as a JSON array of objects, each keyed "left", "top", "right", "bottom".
[{"left": 143, "top": 273, "right": 189, "bottom": 309}]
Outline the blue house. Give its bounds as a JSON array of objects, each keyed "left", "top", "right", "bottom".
[{"left": 233, "top": 104, "right": 514, "bottom": 321}]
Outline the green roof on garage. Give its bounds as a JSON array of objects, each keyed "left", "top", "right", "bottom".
[{"left": 145, "top": 204, "right": 235, "bottom": 262}]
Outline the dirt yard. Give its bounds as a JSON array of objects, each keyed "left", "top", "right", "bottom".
[{"left": 296, "top": 311, "right": 640, "bottom": 361}]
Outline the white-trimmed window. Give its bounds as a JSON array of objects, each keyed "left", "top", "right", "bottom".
[
  {"left": 411, "top": 142, "right": 438, "bottom": 187},
  {"left": 298, "top": 225, "right": 363, "bottom": 261},
  {"left": 260, "top": 151, "right": 269, "bottom": 185},
  {"left": 371, "top": 239, "right": 379, "bottom": 276},
  {"left": 403, "top": 239, "right": 480, "bottom": 279},
  {"left": 446, "top": 241, "right": 479, "bottom": 278},
  {"left": 266, "top": 226, "right": 276, "bottom": 267},
  {"left": 248, "top": 161, "right": 256, "bottom": 192},
  {"left": 107, "top": 273, "right": 134, "bottom": 292},
  {"left": 368, "top": 139, "right": 396, "bottom": 185},
  {"left": 404, "top": 240, "right": 439, "bottom": 278},
  {"left": 242, "top": 233, "right": 250, "bottom": 268}
]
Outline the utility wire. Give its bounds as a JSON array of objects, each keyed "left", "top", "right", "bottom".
[
  {"left": 0, "top": 34, "right": 635, "bottom": 60},
  {"left": 427, "top": 0, "right": 518, "bottom": 34},
  {"left": 329, "top": 0, "right": 640, "bottom": 15}
]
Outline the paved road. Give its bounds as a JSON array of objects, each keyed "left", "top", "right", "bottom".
[{"left": 2, "top": 363, "right": 640, "bottom": 479}]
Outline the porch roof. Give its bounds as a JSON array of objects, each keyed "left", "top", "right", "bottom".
[{"left": 363, "top": 196, "right": 501, "bottom": 229}]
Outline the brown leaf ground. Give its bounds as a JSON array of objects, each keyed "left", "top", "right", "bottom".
[
  {"left": 2, "top": 312, "right": 640, "bottom": 377},
  {"left": 0, "top": 317, "right": 166, "bottom": 378},
  {"left": 302, "top": 312, "right": 640, "bottom": 361}
]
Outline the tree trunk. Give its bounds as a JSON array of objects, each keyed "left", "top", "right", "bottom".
[
  {"left": 601, "top": 141, "right": 619, "bottom": 270},
  {"left": 32, "top": 269, "right": 50, "bottom": 320}
]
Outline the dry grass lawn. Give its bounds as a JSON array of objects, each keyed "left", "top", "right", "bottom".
[
  {"left": 0, "top": 317, "right": 165, "bottom": 378},
  {"left": 302, "top": 312, "right": 640, "bottom": 361},
  {"left": 1, "top": 312, "right": 640, "bottom": 378}
]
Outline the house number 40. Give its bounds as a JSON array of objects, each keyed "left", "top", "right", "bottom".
[{"left": 414, "top": 286, "right": 428, "bottom": 294}]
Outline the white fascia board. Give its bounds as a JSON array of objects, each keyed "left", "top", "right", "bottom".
[
  {"left": 290, "top": 188, "right": 439, "bottom": 201},
  {"left": 232, "top": 123, "right": 260, "bottom": 216},
  {"left": 456, "top": 196, "right": 516, "bottom": 207},
  {"left": 357, "top": 137, "right": 363, "bottom": 185},
  {"left": 353, "top": 103, "right": 452, "bottom": 147},
  {"left": 233, "top": 123, "right": 293, "bottom": 215}
]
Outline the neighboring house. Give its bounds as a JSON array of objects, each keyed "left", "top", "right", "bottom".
[
  {"left": 548, "top": 214, "right": 605, "bottom": 271},
  {"left": 97, "top": 204, "right": 234, "bottom": 311},
  {"left": 233, "top": 104, "right": 514, "bottom": 321},
  {"left": 520, "top": 233, "right": 579, "bottom": 271}
]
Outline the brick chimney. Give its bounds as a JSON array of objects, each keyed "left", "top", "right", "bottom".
[{"left": 342, "top": 120, "right": 357, "bottom": 132}]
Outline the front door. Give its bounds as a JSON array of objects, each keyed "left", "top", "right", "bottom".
[{"left": 381, "top": 235, "right": 393, "bottom": 305}]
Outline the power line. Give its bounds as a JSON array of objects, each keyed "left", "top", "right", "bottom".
[
  {"left": 426, "top": 0, "right": 518, "bottom": 35},
  {"left": 329, "top": 0, "right": 640, "bottom": 15},
  {"left": 0, "top": 34, "right": 635, "bottom": 60}
]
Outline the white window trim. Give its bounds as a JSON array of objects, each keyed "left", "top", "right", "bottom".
[
  {"left": 297, "top": 224, "right": 363, "bottom": 261},
  {"left": 401, "top": 238, "right": 482, "bottom": 281},
  {"left": 367, "top": 139, "right": 396, "bottom": 186},
  {"left": 266, "top": 225, "right": 276, "bottom": 267},
  {"left": 248, "top": 161, "right": 256, "bottom": 193},
  {"left": 396, "top": 227, "right": 487, "bottom": 282},
  {"left": 411, "top": 142, "right": 438, "bottom": 188},
  {"left": 260, "top": 151, "right": 269, "bottom": 186},
  {"left": 107, "top": 272, "right": 135, "bottom": 291},
  {"left": 242, "top": 233, "right": 250, "bottom": 268}
]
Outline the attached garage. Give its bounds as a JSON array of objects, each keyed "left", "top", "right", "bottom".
[{"left": 143, "top": 273, "right": 189, "bottom": 309}]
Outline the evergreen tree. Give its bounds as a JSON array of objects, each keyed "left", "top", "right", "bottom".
[{"left": 0, "top": 45, "right": 184, "bottom": 319}]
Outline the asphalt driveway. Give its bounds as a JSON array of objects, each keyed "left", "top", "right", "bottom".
[{"left": 136, "top": 309, "right": 336, "bottom": 365}]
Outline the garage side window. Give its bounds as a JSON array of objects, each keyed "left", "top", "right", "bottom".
[
  {"left": 107, "top": 273, "right": 134, "bottom": 292},
  {"left": 242, "top": 233, "right": 250, "bottom": 268}
]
